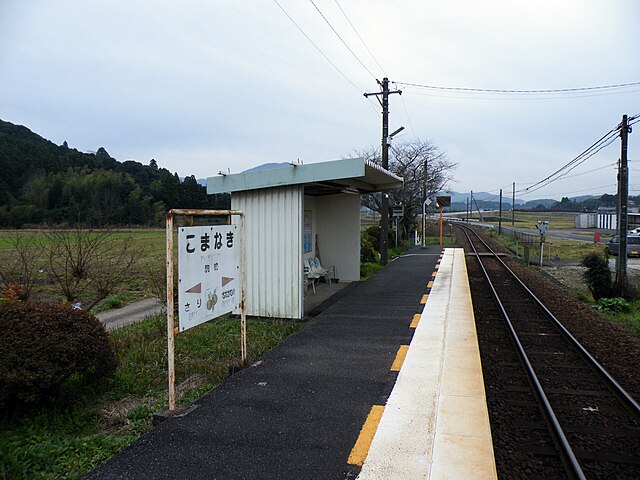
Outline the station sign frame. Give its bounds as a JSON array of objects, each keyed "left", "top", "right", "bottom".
[{"left": 166, "top": 209, "right": 246, "bottom": 411}]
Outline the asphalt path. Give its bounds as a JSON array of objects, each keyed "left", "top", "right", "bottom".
[
  {"left": 85, "top": 246, "right": 440, "bottom": 480},
  {"left": 96, "top": 298, "right": 164, "bottom": 330}
]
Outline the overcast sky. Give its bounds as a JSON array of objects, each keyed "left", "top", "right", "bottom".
[{"left": 1, "top": 1, "right": 639, "bottom": 201}]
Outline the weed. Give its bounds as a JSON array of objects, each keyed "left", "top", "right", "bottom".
[
  {"left": 360, "top": 262, "right": 382, "bottom": 280},
  {"left": 595, "top": 297, "right": 633, "bottom": 314}
]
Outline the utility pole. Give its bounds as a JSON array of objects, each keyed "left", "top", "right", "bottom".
[
  {"left": 617, "top": 114, "right": 630, "bottom": 293},
  {"left": 466, "top": 197, "right": 469, "bottom": 223},
  {"left": 470, "top": 191, "right": 473, "bottom": 221},
  {"left": 512, "top": 182, "right": 515, "bottom": 226},
  {"left": 365, "top": 77, "right": 402, "bottom": 265},
  {"left": 499, "top": 189, "right": 503, "bottom": 235}
]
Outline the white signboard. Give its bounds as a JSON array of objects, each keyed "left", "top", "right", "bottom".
[{"left": 178, "top": 225, "right": 239, "bottom": 332}]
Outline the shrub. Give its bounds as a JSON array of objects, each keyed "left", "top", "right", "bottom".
[
  {"left": 581, "top": 252, "right": 612, "bottom": 301},
  {"left": 360, "top": 262, "right": 382, "bottom": 280},
  {"left": 0, "top": 302, "right": 117, "bottom": 407},
  {"left": 595, "top": 297, "right": 632, "bottom": 314},
  {"left": 360, "top": 233, "right": 377, "bottom": 263},
  {"left": 364, "top": 225, "right": 392, "bottom": 250}
]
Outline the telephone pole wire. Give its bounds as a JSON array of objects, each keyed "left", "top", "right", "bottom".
[{"left": 365, "top": 77, "right": 402, "bottom": 265}]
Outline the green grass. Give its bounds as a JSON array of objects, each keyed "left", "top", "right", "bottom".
[
  {"left": 602, "top": 305, "right": 640, "bottom": 338},
  {"left": 485, "top": 228, "right": 605, "bottom": 261},
  {"left": 93, "top": 293, "right": 141, "bottom": 313},
  {"left": 0, "top": 314, "right": 302, "bottom": 480},
  {"left": 449, "top": 211, "right": 579, "bottom": 229}
]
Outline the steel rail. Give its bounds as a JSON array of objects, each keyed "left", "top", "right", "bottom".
[
  {"left": 458, "top": 225, "right": 587, "bottom": 480},
  {"left": 463, "top": 224, "right": 640, "bottom": 418}
]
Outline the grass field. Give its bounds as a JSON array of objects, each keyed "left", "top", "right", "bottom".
[
  {"left": 450, "top": 211, "right": 580, "bottom": 230},
  {"left": 0, "top": 314, "right": 302, "bottom": 480},
  {"left": 485, "top": 229, "right": 606, "bottom": 261},
  {"left": 0, "top": 229, "right": 167, "bottom": 309}
]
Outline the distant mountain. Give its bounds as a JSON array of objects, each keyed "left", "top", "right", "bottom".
[{"left": 446, "top": 191, "right": 526, "bottom": 206}]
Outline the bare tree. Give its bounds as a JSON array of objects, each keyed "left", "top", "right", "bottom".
[
  {"left": 45, "top": 228, "right": 141, "bottom": 310},
  {"left": 356, "top": 139, "right": 457, "bottom": 235},
  {"left": 0, "top": 232, "right": 46, "bottom": 300}
]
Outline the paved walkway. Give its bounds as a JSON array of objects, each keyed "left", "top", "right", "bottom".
[
  {"left": 96, "top": 298, "right": 164, "bottom": 331},
  {"left": 86, "top": 246, "right": 441, "bottom": 480}
]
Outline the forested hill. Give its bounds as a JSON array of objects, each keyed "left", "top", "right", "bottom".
[{"left": 0, "top": 119, "right": 229, "bottom": 227}]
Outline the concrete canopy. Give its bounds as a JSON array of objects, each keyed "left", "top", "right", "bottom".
[{"left": 206, "top": 157, "right": 403, "bottom": 195}]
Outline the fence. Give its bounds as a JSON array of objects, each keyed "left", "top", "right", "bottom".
[{"left": 489, "top": 225, "right": 556, "bottom": 263}]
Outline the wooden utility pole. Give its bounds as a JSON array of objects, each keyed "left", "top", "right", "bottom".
[
  {"left": 617, "top": 114, "right": 630, "bottom": 293},
  {"left": 512, "top": 182, "right": 516, "bottom": 226},
  {"left": 466, "top": 197, "right": 469, "bottom": 223},
  {"left": 364, "top": 78, "right": 402, "bottom": 265},
  {"left": 499, "top": 188, "right": 503, "bottom": 235}
]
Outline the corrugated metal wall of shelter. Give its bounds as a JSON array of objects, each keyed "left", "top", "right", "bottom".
[{"left": 232, "top": 186, "right": 303, "bottom": 319}]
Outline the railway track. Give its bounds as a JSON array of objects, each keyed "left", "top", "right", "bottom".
[{"left": 457, "top": 224, "right": 640, "bottom": 479}]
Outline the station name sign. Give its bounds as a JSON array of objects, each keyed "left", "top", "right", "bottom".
[{"left": 178, "top": 225, "right": 239, "bottom": 332}]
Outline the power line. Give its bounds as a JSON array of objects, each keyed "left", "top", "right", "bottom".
[
  {"left": 401, "top": 87, "right": 640, "bottom": 102},
  {"left": 526, "top": 184, "right": 617, "bottom": 197},
  {"left": 394, "top": 81, "right": 416, "bottom": 138},
  {"left": 271, "top": 0, "right": 378, "bottom": 114},
  {"left": 333, "top": 0, "right": 386, "bottom": 76},
  {"left": 307, "top": 0, "right": 377, "bottom": 80},
  {"left": 516, "top": 126, "right": 620, "bottom": 195},
  {"left": 396, "top": 80, "right": 640, "bottom": 94}
]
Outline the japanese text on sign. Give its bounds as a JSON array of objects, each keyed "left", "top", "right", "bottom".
[{"left": 178, "top": 225, "right": 239, "bottom": 332}]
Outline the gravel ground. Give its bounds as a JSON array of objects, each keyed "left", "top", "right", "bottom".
[{"left": 455, "top": 226, "right": 640, "bottom": 479}]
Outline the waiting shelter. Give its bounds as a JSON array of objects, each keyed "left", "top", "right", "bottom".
[{"left": 207, "top": 157, "right": 403, "bottom": 319}]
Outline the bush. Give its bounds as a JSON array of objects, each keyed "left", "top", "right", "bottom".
[
  {"left": 360, "top": 262, "right": 382, "bottom": 280},
  {"left": 581, "top": 252, "right": 612, "bottom": 301},
  {"left": 360, "top": 233, "right": 377, "bottom": 263},
  {"left": 364, "top": 225, "right": 393, "bottom": 250},
  {"left": 595, "top": 297, "right": 632, "bottom": 314},
  {"left": 0, "top": 302, "right": 117, "bottom": 407}
]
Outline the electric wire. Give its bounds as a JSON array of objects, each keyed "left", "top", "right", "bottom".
[
  {"left": 516, "top": 127, "right": 620, "bottom": 194},
  {"left": 307, "top": 0, "right": 377, "bottom": 80},
  {"left": 394, "top": 81, "right": 416, "bottom": 138},
  {"left": 521, "top": 135, "right": 619, "bottom": 196},
  {"left": 395, "top": 80, "right": 640, "bottom": 94},
  {"left": 332, "top": 0, "right": 386, "bottom": 76},
  {"left": 400, "top": 86, "right": 640, "bottom": 101},
  {"left": 271, "top": 0, "right": 379, "bottom": 115},
  {"left": 521, "top": 184, "right": 617, "bottom": 198}
]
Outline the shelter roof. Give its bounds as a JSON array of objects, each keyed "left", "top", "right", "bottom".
[{"left": 206, "top": 158, "right": 403, "bottom": 196}]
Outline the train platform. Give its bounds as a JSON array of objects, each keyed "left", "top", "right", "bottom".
[
  {"left": 86, "top": 246, "right": 495, "bottom": 480},
  {"left": 356, "top": 248, "right": 496, "bottom": 479}
]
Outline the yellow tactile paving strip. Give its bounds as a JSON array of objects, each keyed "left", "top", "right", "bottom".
[
  {"left": 357, "top": 248, "right": 497, "bottom": 479},
  {"left": 347, "top": 405, "right": 385, "bottom": 466},
  {"left": 390, "top": 345, "right": 410, "bottom": 372}
]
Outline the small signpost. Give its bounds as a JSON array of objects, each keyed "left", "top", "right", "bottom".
[
  {"left": 166, "top": 209, "right": 246, "bottom": 411},
  {"left": 436, "top": 196, "right": 451, "bottom": 246},
  {"left": 392, "top": 204, "right": 404, "bottom": 247},
  {"left": 536, "top": 220, "right": 548, "bottom": 266}
]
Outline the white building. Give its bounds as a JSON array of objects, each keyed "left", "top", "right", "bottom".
[{"left": 207, "top": 158, "right": 403, "bottom": 319}]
